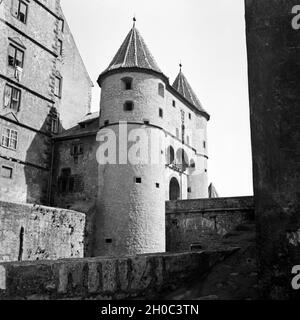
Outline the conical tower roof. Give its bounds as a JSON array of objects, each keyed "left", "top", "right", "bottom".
[
  {"left": 172, "top": 68, "right": 207, "bottom": 113},
  {"left": 98, "top": 22, "right": 163, "bottom": 84}
]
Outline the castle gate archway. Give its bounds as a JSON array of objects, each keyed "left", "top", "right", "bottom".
[{"left": 169, "top": 177, "right": 180, "bottom": 201}]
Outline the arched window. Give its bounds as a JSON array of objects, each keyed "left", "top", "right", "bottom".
[
  {"left": 124, "top": 101, "right": 134, "bottom": 112},
  {"left": 190, "top": 159, "right": 196, "bottom": 169},
  {"left": 186, "top": 136, "right": 190, "bottom": 145},
  {"left": 176, "top": 148, "right": 189, "bottom": 171},
  {"left": 121, "top": 77, "right": 133, "bottom": 90},
  {"left": 166, "top": 146, "right": 175, "bottom": 164},
  {"left": 158, "top": 83, "right": 164, "bottom": 97}
]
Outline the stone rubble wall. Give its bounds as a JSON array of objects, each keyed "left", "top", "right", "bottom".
[
  {"left": 166, "top": 197, "right": 254, "bottom": 252},
  {"left": 0, "top": 249, "right": 237, "bottom": 300},
  {"left": 0, "top": 201, "right": 85, "bottom": 262}
]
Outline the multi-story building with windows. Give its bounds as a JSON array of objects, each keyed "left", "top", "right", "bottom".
[{"left": 0, "top": 0, "right": 93, "bottom": 204}]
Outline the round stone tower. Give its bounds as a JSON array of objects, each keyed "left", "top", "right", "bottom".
[{"left": 94, "top": 22, "right": 167, "bottom": 256}]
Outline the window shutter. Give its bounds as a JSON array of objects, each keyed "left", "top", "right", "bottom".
[
  {"left": 16, "top": 49, "right": 23, "bottom": 68},
  {"left": 3, "top": 86, "right": 12, "bottom": 108},
  {"left": 11, "top": 88, "right": 20, "bottom": 111},
  {"left": 8, "top": 45, "right": 15, "bottom": 66},
  {"left": 11, "top": 0, "right": 19, "bottom": 17}
]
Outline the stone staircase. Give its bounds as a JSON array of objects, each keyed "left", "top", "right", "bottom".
[{"left": 161, "top": 221, "right": 259, "bottom": 300}]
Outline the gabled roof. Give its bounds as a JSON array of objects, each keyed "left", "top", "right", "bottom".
[
  {"left": 172, "top": 70, "right": 207, "bottom": 114},
  {"left": 54, "top": 112, "right": 99, "bottom": 141},
  {"left": 78, "top": 111, "right": 99, "bottom": 125},
  {"left": 98, "top": 24, "right": 162, "bottom": 83}
]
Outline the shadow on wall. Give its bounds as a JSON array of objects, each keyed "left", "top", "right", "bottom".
[{"left": 23, "top": 107, "right": 57, "bottom": 205}]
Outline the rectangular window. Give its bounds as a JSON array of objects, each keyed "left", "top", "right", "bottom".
[
  {"left": 54, "top": 76, "right": 62, "bottom": 98},
  {"left": 8, "top": 44, "right": 24, "bottom": 68},
  {"left": 135, "top": 177, "right": 142, "bottom": 184},
  {"left": 3, "top": 85, "right": 21, "bottom": 112},
  {"left": 57, "top": 39, "right": 63, "bottom": 55},
  {"left": 1, "top": 166, "right": 13, "bottom": 179},
  {"left": 104, "top": 120, "right": 109, "bottom": 126},
  {"left": 58, "top": 19, "right": 64, "bottom": 32},
  {"left": 172, "top": 100, "right": 176, "bottom": 107},
  {"left": 17, "top": 1, "right": 28, "bottom": 24},
  {"left": 71, "top": 143, "right": 83, "bottom": 156},
  {"left": 188, "top": 187, "right": 192, "bottom": 193},
  {"left": 189, "top": 113, "right": 192, "bottom": 120},
  {"left": 158, "top": 83, "right": 165, "bottom": 97},
  {"left": 159, "top": 108, "right": 163, "bottom": 118},
  {"left": 124, "top": 101, "right": 134, "bottom": 112},
  {"left": 1, "top": 128, "right": 18, "bottom": 150},
  {"left": 203, "top": 141, "right": 206, "bottom": 149},
  {"left": 156, "top": 183, "right": 160, "bottom": 188},
  {"left": 51, "top": 115, "right": 59, "bottom": 133}
]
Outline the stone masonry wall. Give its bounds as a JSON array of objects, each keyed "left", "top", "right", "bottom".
[
  {"left": 0, "top": 248, "right": 236, "bottom": 300},
  {"left": 166, "top": 197, "right": 254, "bottom": 252},
  {"left": 0, "top": 201, "right": 85, "bottom": 262},
  {"left": 245, "top": 0, "right": 300, "bottom": 299}
]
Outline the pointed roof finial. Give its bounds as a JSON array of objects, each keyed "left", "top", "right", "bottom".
[
  {"left": 179, "top": 61, "right": 182, "bottom": 72},
  {"left": 133, "top": 15, "right": 136, "bottom": 28}
]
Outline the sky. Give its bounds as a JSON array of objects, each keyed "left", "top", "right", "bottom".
[{"left": 61, "top": 0, "right": 253, "bottom": 197}]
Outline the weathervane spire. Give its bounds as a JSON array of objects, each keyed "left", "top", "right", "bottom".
[{"left": 133, "top": 15, "right": 136, "bottom": 28}]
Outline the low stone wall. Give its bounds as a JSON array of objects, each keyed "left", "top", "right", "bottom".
[
  {"left": 166, "top": 197, "right": 254, "bottom": 252},
  {"left": 0, "top": 201, "right": 85, "bottom": 262},
  {"left": 0, "top": 249, "right": 237, "bottom": 300}
]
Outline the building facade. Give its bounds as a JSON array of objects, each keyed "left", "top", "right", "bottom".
[{"left": 0, "top": 0, "right": 93, "bottom": 205}]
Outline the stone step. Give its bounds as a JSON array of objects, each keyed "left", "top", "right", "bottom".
[{"left": 235, "top": 223, "right": 255, "bottom": 232}]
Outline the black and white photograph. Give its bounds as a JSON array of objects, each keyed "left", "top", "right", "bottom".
[{"left": 0, "top": 0, "right": 299, "bottom": 312}]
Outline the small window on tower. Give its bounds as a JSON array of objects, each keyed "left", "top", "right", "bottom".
[
  {"left": 188, "top": 187, "right": 192, "bottom": 193},
  {"left": 203, "top": 141, "right": 206, "bottom": 149},
  {"left": 135, "top": 177, "right": 142, "bottom": 184},
  {"left": 189, "top": 113, "right": 192, "bottom": 120},
  {"left": 172, "top": 100, "right": 176, "bottom": 107},
  {"left": 159, "top": 108, "right": 163, "bottom": 118},
  {"left": 158, "top": 83, "right": 164, "bottom": 97},
  {"left": 124, "top": 101, "right": 134, "bottom": 112},
  {"left": 122, "top": 77, "right": 133, "bottom": 90},
  {"left": 104, "top": 120, "right": 109, "bottom": 126}
]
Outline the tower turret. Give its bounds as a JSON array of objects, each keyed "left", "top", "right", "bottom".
[{"left": 94, "top": 21, "right": 167, "bottom": 256}]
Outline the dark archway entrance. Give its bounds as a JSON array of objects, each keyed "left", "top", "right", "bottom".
[{"left": 169, "top": 177, "right": 180, "bottom": 200}]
